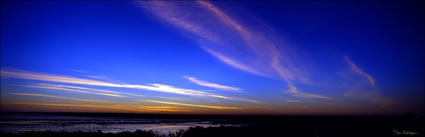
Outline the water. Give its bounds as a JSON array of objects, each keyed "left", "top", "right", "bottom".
[{"left": 0, "top": 113, "right": 241, "bottom": 134}]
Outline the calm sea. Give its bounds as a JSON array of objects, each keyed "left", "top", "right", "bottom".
[{"left": 0, "top": 113, "right": 242, "bottom": 134}]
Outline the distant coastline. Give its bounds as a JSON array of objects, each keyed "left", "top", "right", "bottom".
[{"left": 1, "top": 112, "right": 423, "bottom": 137}]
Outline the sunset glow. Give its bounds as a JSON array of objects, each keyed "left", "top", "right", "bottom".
[{"left": 1, "top": 1, "right": 423, "bottom": 115}]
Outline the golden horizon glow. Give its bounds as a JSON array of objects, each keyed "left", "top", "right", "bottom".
[{"left": 144, "top": 100, "right": 241, "bottom": 110}]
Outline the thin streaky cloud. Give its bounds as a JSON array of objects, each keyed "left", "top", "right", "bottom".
[
  {"left": 273, "top": 58, "right": 334, "bottom": 100},
  {"left": 184, "top": 76, "right": 241, "bottom": 92},
  {"left": 24, "top": 84, "right": 127, "bottom": 98},
  {"left": 9, "top": 92, "right": 106, "bottom": 103},
  {"left": 1, "top": 70, "right": 123, "bottom": 87},
  {"left": 39, "top": 83, "right": 121, "bottom": 94},
  {"left": 7, "top": 102, "right": 137, "bottom": 112},
  {"left": 143, "top": 108, "right": 193, "bottom": 112},
  {"left": 286, "top": 84, "right": 334, "bottom": 100},
  {"left": 140, "top": 1, "right": 331, "bottom": 100},
  {"left": 36, "top": 83, "right": 144, "bottom": 97},
  {"left": 1, "top": 69, "right": 258, "bottom": 103},
  {"left": 203, "top": 48, "right": 269, "bottom": 77},
  {"left": 198, "top": 1, "right": 298, "bottom": 81},
  {"left": 140, "top": 1, "right": 270, "bottom": 78},
  {"left": 197, "top": 0, "right": 251, "bottom": 44},
  {"left": 139, "top": 1, "right": 217, "bottom": 42},
  {"left": 344, "top": 55, "right": 376, "bottom": 87},
  {"left": 144, "top": 100, "right": 241, "bottom": 110},
  {"left": 7, "top": 102, "right": 193, "bottom": 113},
  {"left": 208, "top": 94, "right": 261, "bottom": 104},
  {"left": 138, "top": 106, "right": 193, "bottom": 112},
  {"left": 1, "top": 69, "right": 208, "bottom": 96}
]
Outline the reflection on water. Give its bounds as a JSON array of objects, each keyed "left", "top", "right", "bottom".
[
  {"left": 1, "top": 122, "right": 235, "bottom": 134},
  {"left": 0, "top": 114, "right": 241, "bottom": 134}
]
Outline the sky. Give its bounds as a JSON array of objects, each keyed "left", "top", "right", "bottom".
[{"left": 1, "top": 1, "right": 424, "bottom": 115}]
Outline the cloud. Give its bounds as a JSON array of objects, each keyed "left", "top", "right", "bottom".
[
  {"left": 273, "top": 57, "right": 334, "bottom": 100},
  {"left": 140, "top": 1, "right": 275, "bottom": 78},
  {"left": 342, "top": 57, "right": 396, "bottom": 107},
  {"left": 25, "top": 83, "right": 145, "bottom": 98},
  {"left": 142, "top": 106, "right": 193, "bottom": 112},
  {"left": 344, "top": 55, "right": 376, "bottom": 87},
  {"left": 9, "top": 92, "right": 106, "bottom": 103},
  {"left": 208, "top": 94, "right": 260, "bottom": 104},
  {"left": 184, "top": 76, "right": 241, "bottom": 92},
  {"left": 144, "top": 100, "right": 241, "bottom": 110},
  {"left": 139, "top": 1, "right": 217, "bottom": 42},
  {"left": 1, "top": 69, "right": 258, "bottom": 103},
  {"left": 140, "top": 1, "right": 332, "bottom": 100},
  {"left": 7, "top": 102, "right": 137, "bottom": 112},
  {"left": 1, "top": 69, "right": 124, "bottom": 87},
  {"left": 6, "top": 102, "right": 191, "bottom": 113},
  {"left": 286, "top": 85, "right": 334, "bottom": 100},
  {"left": 203, "top": 48, "right": 269, "bottom": 77},
  {"left": 24, "top": 84, "right": 127, "bottom": 98}
]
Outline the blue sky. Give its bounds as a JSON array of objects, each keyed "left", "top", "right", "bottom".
[{"left": 1, "top": 1, "right": 424, "bottom": 115}]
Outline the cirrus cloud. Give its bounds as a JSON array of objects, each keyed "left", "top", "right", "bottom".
[{"left": 184, "top": 76, "right": 241, "bottom": 92}]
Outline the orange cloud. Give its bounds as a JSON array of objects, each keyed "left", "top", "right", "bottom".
[{"left": 144, "top": 100, "right": 241, "bottom": 110}]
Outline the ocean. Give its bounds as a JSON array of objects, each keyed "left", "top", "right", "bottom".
[{"left": 0, "top": 112, "right": 242, "bottom": 134}]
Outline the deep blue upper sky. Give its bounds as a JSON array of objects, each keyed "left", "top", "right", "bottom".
[{"left": 1, "top": 1, "right": 424, "bottom": 115}]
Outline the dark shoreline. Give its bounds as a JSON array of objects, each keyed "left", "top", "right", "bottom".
[
  {"left": 0, "top": 124, "right": 423, "bottom": 137},
  {"left": 1, "top": 112, "right": 423, "bottom": 137}
]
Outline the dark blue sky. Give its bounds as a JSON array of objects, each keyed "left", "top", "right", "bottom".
[{"left": 1, "top": 1, "right": 424, "bottom": 115}]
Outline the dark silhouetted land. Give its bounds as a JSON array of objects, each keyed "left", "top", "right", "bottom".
[{"left": 0, "top": 112, "right": 423, "bottom": 137}]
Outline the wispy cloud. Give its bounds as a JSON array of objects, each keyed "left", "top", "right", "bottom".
[
  {"left": 1, "top": 69, "right": 123, "bottom": 87},
  {"left": 7, "top": 102, "right": 137, "bottom": 112},
  {"left": 184, "top": 76, "right": 241, "bottom": 92},
  {"left": 9, "top": 92, "right": 106, "bottom": 103},
  {"left": 24, "top": 84, "right": 127, "bottom": 98},
  {"left": 6, "top": 102, "right": 192, "bottom": 113},
  {"left": 286, "top": 85, "right": 334, "bottom": 100},
  {"left": 1, "top": 69, "right": 258, "bottom": 103},
  {"left": 344, "top": 55, "right": 375, "bottom": 87},
  {"left": 25, "top": 83, "right": 147, "bottom": 98},
  {"left": 140, "top": 1, "right": 332, "bottom": 100},
  {"left": 142, "top": 106, "right": 193, "bottom": 112},
  {"left": 144, "top": 100, "right": 241, "bottom": 110},
  {"left": 342, "top": 58, "right": 395, "bottom": 107},
  {"left": 203, "top": 48, "right": 268, "bottom": 77},
  {"left": 273, "top": 57, "right": 334, "bottom": 100},
  {"left": 208, "top": 94, "right": 260, "bottom": 104}
]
